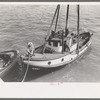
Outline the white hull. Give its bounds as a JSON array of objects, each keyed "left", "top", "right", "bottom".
[{"left": 22, "top": 40, "right": 91, "bottom": 68}]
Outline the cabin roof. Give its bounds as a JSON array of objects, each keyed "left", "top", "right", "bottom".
[{"left": 48, "top": 37, "right": 68, "bottom": 42}]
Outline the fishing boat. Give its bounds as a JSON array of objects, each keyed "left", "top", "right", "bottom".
[
  {"left": 0, "top": 50, "right": 19, "bottom": 78},
  {"left": 22, "top": 5, "right": 93, "bottom": 69}
]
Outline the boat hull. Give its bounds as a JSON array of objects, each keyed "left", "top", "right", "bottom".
[
  {"left": 0, "top": 50, "right": 19, "bottom": 78},
  {"left": 22, "top": 38, "right": 92, "bottom": 69}
]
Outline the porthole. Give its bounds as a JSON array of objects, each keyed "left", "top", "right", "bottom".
[
  {"left": 48, "top": 61, "right": 51, "bottom": 65},
  {"left": 61, "top": 58, "right": 64, "bottom": 62}
]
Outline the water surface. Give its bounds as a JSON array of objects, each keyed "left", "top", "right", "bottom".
[{"left": 0, "top": 4, "right": 100, "bottom": 82}]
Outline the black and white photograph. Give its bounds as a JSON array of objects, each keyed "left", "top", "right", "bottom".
[{"left": 0, "top": 3, "right": 100, "bottom": 83}]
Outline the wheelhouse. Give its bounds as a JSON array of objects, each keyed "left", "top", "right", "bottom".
[
  {"left": 46, "top": 38, "right": 62, "bottom": 53},
  {"left": 46, "top": 30, "right": 68, "bottom": 53}
]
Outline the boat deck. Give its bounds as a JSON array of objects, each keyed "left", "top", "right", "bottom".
[
  {"left": 36, "top": 52, "right": 68, "bottom": 59},
  {"left": 23, "top": 50, "right": 77, "bottom": 61}
]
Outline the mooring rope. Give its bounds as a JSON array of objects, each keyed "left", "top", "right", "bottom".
[{"left": 22, "top": 56, "right": 30, "bottom": 82}]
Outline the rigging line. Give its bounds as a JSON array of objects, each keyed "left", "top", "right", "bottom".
[
  {"left": 22, "top": 56, "right": 30, "bottom": 82},
  {"left": 42, "top": 5, "right": 59, "bottom": 54},
  {"left": 46, "top": 5, "right": 60, "bottom": 41},
  {"left": 76, "top": 5, "right": 80, "bottom": 54}
]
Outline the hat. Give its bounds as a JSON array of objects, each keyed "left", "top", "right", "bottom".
[
  {"left": 27, "top": 42, "right": 33, "bottom": 47},
  {"left": 28, "top": 42, "right": 33, "bottom": 45}
]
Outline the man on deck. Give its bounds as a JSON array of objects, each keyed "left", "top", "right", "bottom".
[{"left": 26, "top": 42, "right": 35, "bottom": 57}]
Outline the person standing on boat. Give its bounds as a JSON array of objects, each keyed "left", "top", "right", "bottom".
[
  {"left": 67, "top": 33, "right": 74, "bottom": 48},
  {"left": 64, "top": 41, "right": 70, "bottom": 52},
  {"left": 26, "top": 42, "right": 35, "bottom": 57}
]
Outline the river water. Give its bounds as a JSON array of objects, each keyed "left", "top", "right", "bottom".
[{"left": 0, "top": 4, "right": 100, "bottom": 82}]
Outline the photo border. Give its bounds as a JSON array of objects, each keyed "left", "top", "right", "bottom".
[{"left": 0, "top": 1, "right": 100, "bottom": 99}]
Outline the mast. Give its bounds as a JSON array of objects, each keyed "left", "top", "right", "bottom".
[
  {"left": 65, "top": 5, "right": 69, "bottom": 37},
  {"left": 62, "top": 30, "right": 64, "bottom": 53},
  {"left": 62, "top": 5, "right": 69, "bottom": 54},
  {"left": 76, "top": 5, "right": 80, "bottom": 54}
]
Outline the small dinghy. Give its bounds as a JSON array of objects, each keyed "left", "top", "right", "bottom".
[
  {"left": 0, "top": 50, "right": 19, "bottom": 78},
  {"left": 22, "top": 5, "right": 93, "bottom": 69}
]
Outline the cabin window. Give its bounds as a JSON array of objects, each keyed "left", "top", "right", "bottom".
[{"left": 53, "top": 41, "right": 58, "bottom": 47}]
